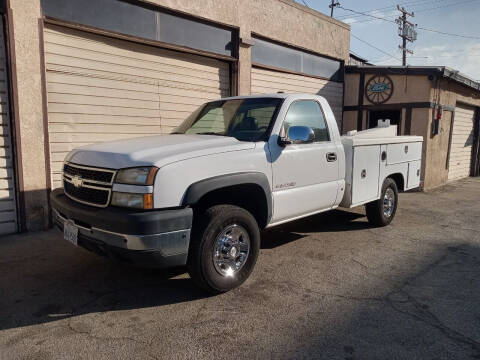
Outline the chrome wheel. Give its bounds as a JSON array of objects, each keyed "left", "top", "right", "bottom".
[
  {"left": 213, "top": 224, "right": 250, "bottom": 277},
  {"left": 383, "top": 187, "right": 395, "bottom": 217}
]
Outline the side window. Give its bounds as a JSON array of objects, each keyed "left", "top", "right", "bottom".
[{"left": 283, "top": 100, "right": 330, "bottom": 142}]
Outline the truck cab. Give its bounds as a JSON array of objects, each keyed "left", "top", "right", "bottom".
[{"left": 51, "top": 93, "right": 422, "bottom": 293}]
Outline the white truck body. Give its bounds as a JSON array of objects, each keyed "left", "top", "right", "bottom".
[
  {"left": 340, "top": 124, "right": 423, "bottom": 208},
  {"left": 51, "top": 93, "right": 423, "bottom": 292}
]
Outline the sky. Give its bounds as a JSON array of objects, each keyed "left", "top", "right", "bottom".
[{"left": 294, "top": 0, "right": 480, "bottom": 80}]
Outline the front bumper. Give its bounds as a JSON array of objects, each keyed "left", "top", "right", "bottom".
[{"left": 50, "top": 188, "right": 193, "bottom": 268}]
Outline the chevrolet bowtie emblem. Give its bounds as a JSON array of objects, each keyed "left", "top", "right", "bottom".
[{"left": 72, "top": 175, "right": 83, "bottom": 188}]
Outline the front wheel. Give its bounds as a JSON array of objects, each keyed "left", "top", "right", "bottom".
[
  {"left": 187, "top": 205, "right": 260, "bottom": 294},
  {"left": 365, "top": 178, "right": 398, "bottom": 227}
]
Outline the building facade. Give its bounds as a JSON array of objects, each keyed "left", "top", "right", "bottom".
[
  {"left": 0, "top": 0, "right": 350, "bottom": 234},
  {"left": 344, "top": 66, "right": 480, "bottom": 190}
]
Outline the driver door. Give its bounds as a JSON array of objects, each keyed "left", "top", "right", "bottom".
[{"left": 268, "top": 99, "right": 339, "bottom": 223}]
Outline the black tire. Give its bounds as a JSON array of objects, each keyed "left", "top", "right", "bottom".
[
  {"left": 187, "top": 204, "right": 260, "bottom": 294},
  {"left": 365, "top": 178, "right": 398, "bottom": 227}
]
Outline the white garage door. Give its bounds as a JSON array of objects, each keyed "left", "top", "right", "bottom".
[
  {"left": 44, "top": 25, "right": 230, "bottom": 189},
  {"left": 251, "top": 67, "right": 344, "bottom": 128},
  {"left": 0, "top": 17, "right": 17, "bottom": 236},
  {"left": 448, "top": 104, "right": 476, "bottom": 181}
]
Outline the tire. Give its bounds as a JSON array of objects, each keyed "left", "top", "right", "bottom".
[
  {"left": 365, "top": 178, "right": 398, "bottom": 227},
  {"left": 187, "top": 204, "right": 260, "bottom": 294}
]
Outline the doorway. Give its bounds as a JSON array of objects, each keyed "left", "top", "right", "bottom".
[{"left": 368, "top": 110, "right": 401, "bottom": 134}]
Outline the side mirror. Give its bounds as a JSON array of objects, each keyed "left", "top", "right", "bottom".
[{"left": 280, "top": 126, "right": 315, "bottom": 146}]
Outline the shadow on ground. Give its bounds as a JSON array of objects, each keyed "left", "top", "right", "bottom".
[
  {"left": 1, "top": 199, "right": 480, "bottom": 358},
  {"left": 284, "top": 242, "right": 480, "bottom": 359},
  {"left": 261, "top": 209, "right": 368, "bottom": 249},
  {"left": 0, "top": 208, "right": 368, "bottom": 331}
]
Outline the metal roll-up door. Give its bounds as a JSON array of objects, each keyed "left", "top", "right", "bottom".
[
  {"left": 251, "top": 67, "right": 343, "bottom": 127},
  {"left": 44, "top": 24, "right": 230, "bottom": 189},
  {"left": 448, "top": 104, "right": 476, "bottom": 181},
  {"left": 0, "top": 17, "right": 17, "bottom": 235}
]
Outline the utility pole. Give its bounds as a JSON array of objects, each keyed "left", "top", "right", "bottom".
[
  {"left": 396, "top": 5, "right": 417, "bottom": 66},
  {"left": 329, "top": 0, "right": 340, "bottom": 17}
]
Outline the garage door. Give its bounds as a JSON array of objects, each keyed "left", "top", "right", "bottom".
[
  {"left": 0, "top": 17, "right": 17, "bottom": 236},
  {"left": 251, "top": 67, "right": 343, "bottom": 127},
  {"left": 448, "top": 104, "right": 476, "bottom": 181},
  {"left": 44, "top": 25, "right": 230, "bottom": 189}
]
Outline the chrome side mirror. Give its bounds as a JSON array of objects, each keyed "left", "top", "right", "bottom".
[{"left": 280, "top": 126, "right": 315, "bottom": 145}]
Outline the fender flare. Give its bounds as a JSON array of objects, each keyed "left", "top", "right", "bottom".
[{"left": 182, "top": 172, "right": 272, "bottom": 223}]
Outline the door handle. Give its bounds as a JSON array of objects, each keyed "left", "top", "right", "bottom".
[{"left": 326, "top": 152, "right": 337, "bottom": 162}]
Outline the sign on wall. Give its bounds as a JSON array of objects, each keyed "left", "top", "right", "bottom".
[{"left": 365, "top": 75, "right": 394, "bottom": 104}]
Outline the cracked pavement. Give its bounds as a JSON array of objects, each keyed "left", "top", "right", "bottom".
[{"left": 1, "top": 178, "right": 480, "bottom": 359}]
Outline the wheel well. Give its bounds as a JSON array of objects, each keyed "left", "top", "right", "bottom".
[
  {"left": 192, "top": 184, "right": 269, "bottom": 229},
  {"left": 387, "top": 173, "right": 405, "bottom": 191}
]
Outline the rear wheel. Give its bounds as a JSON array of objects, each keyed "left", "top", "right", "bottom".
[
  {"left": 187, "top": 205, "right": 260, "bottom": 294},
  {"left": 365, "top": 178, "right": 398, "bottom": 226}
]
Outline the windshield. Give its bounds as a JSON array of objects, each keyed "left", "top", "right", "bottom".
[{"left": 174, "top": 97, "right": 283, "bottom": 142}]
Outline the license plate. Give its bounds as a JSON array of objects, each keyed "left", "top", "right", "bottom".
[{"left": 64, "top": 220, "right": 78, "bottom": 246}]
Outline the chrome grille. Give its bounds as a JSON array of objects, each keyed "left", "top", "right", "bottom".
[
  {"left": 63, "top": 163, "right": 115, "bottom": 184},
  {"left": 63, "top": 162, "right": 116, "bottom": 207}
]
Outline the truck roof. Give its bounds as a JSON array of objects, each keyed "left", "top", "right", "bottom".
[{"left": 220, "top": 93, "right": 327, "bottom": 101}]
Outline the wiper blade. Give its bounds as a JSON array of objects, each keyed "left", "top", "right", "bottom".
[{"left": 196, "top": 132, "right": 226, "bottom": 136}]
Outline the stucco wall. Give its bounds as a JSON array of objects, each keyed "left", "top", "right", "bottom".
[
  {"left": 366, "top": 75, "right": 431, "bottom": 105},
  {"left": 432, "top": 78, "right": 480, "bottom": 108},
  {"left": 423, "top": 78, "right": 480, "bottom": 189},
  {"left": 423, "top": 108, "right": 452, "bottom": 189},
  {"left": 344, "top": 73, "right": 432, "bottom": 107},
  {"left": 9, "top": 0, "right": 50, "bottom": 230}
]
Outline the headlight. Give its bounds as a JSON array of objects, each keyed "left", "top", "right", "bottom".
[
  {"left": 111, "top": 192, "right": 153, "bottom": 209},
  {"left": 115, "top": 167, "right": 158, "bottom": 185}
]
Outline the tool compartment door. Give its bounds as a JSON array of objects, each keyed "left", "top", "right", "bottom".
[
  {"left": 351, "top": 145, "right": 380, "bottom": 205},
  {"left": 386, "top": 142, "right": 422, "bottom": 165},
  {"left": 407, "top": 160, "right": 421, "bottom": 189}
]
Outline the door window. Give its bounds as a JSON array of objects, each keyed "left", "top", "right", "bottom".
[{"left": 283, "top": 100, "right": 330, "bottom": 142}]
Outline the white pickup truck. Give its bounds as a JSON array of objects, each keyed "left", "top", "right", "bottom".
[{"left": 51, "top": 93, "right": 423, "bottom": 293}]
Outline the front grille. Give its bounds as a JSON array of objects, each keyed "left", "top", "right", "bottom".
[
  {"left": 63, "top": 162, "right": 115, "bottom": 207},
  {"left": 64, "top": 180, "right": 110, "bottom": 206},
  {"left": 64, "top": 163, "right": 114, "bottom": 183}
]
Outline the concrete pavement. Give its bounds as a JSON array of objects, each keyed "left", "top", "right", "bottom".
[{"left": 1, "top": 178, "right": 480, "bottom": 359}]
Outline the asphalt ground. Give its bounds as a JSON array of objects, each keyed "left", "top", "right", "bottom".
[{"left": 1, "top": 178, "right": 479, "bottom": 359}]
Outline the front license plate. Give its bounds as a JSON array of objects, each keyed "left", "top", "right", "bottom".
[{"left": 64, "top": 221, "right": 78, "bottom": 246}]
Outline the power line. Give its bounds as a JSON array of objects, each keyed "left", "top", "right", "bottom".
[
  {"left": 300, "top": 0, "right": 310, "bottom": 7},
  {"left": 337, "top": 5, "right": 396, "bottom": 24},
  {"left": 341, "top": 0, "right": 480, "bottom": 24},
  {"left": 339, "top": 5, "right": 480, "bottom": 40},
  {"left": 417, "top": 26, "right": 480, "bottom": 39},
  {"left": 350, "top": 33, "right": 402, "bottom": 62},
  {"left": 414, "top": 0, "right": 479, "bottom": 13},
  {"left": 336, "top": 0, "right": 453, "bottom": 19}
]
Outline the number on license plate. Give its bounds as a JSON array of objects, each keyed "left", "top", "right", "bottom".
[{"left": 64, "top": 221, "right": 78, "bottom": 246}]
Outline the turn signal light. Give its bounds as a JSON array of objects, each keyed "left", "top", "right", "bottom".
[{"left": 143, "top": 193, "right": 153, "bottom": 209}]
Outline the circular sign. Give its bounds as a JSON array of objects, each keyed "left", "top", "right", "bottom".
[{"left": 365, "top": 75, "right": 394, "bottom": 104}]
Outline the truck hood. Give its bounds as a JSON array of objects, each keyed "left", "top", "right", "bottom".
[{"left": 66, "top": 134, "right": 255, "bottom": 169}]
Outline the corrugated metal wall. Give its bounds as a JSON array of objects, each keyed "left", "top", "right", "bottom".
[
  {"left": 448, "top": 104, "right": 476, "bottom": 181},
  {"left": 0, "top": 17, "right": 17, "bottom": 236},
  {"left": 251, "top": 67, "right": 343, "bottom": 127},
  {"left": 44, "top": 25, "right": 230, "bottom": 189}
]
